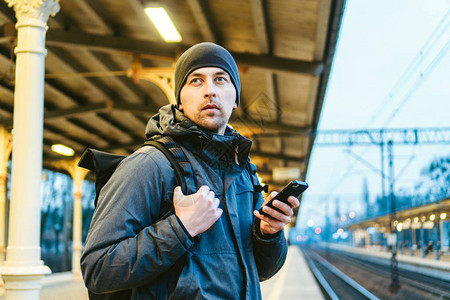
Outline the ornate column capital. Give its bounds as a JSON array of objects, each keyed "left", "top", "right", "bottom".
[{"left": 5, "top": 0, "right": 60, "bottom": 23}]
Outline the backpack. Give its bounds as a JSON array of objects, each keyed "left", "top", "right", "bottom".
[
  {"left": 78, "top": 135, "right": 192, "bottom": 208},
  {"left": 77, "top": 135, "right": 267, "bottom": 300}
]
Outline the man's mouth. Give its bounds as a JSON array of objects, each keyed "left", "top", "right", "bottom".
[{"left": 202, "top": 104, "right": 220, "bottom": 111}]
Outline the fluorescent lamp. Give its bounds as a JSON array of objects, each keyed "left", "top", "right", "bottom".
[
  {"left": 144, "top": 7, "right": 182, "bottom": 42},
  {"left": 51, "top": 144, "right": 75, "bottom": 156}
]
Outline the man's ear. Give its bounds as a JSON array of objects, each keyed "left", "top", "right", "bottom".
[
  {"left": 178, "top": 103, "right": 183, "bottom": 111},
  {"left": 233, "top": 102, "right": 237, "bottom": 109}
]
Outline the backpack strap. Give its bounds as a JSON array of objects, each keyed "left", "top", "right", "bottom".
[
  {"left": 148, "top": 135, "right": 197, "bottom": 194},
  {"left": 143, "top": 135, "right": 198, "bottom": 219},
  {"left": 244, "top": 160, "right": 268, "bottom": 210},
  {"left": 143, "top": 140, "right": 188, "bottom": 194}
]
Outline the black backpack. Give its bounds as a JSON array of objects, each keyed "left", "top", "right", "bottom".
[
  {"left": 78, "top": 135, "right": 193, "bottom": 299},
  {"left": 77, "top": 135, "right": 267, "bottom": 300}
]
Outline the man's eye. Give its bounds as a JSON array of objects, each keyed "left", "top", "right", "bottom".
[
  {"left": 216, "top": 77, "right": 227, "bottom": 82},
  {"left": 191, "top": 78, "right": 201, "bottom": 84}
]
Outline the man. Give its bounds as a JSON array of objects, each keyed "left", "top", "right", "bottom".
[{"left": 81, "top": 42, "right": 299, "bottom": 299}]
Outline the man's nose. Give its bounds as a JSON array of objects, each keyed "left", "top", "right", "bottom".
[{"left": 203, "top": 79, "right": 216, "bottom": 99}]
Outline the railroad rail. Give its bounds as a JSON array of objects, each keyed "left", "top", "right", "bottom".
[{"left": 301, "top": 245, "right": 450, "bottom": 299}]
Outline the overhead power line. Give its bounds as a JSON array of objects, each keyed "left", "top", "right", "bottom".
[
  {"left": 366, "top": 9, "right": 450, "bottom": 128},
  {"left": 314, "top": 127, "right": 450, "bottom": 146}
]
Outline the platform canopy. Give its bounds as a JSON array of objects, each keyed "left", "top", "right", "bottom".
[
  {"left": 347, "top": 198, "right": 450, "bottom": 231},
  {"left": 0, "top": 0, "right": 345, "bottom": 188}
]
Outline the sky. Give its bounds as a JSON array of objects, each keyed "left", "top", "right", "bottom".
[{"left": 297, "top": 0, "right": 450, "bottom": 229}]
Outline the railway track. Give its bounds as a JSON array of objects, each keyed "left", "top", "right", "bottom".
[{"left": 301, "top": 245, "right": 450, "bottom": 299}]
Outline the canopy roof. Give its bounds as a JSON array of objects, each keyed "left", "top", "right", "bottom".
[{"left": 0, "top": 0, "right": 345, "bottom": 188}]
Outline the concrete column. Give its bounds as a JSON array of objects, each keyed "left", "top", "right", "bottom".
[
  {"left": 420, "top": 221, "right": 425, "bottom": 258},
  {"left": 51, "top": 158, "right": 89, "bottom": 278},
  {"left": 0, "top": 1, "right": 59, "bottom": 299},
  {"left": 400, "top": 230, "right": 404, "bottom": 255},
  {"left": 0, "top": 126, "right": 13, "bottom": 262},
  {"left": 434, "top": 213, "right": 440, "bottom": 260}
]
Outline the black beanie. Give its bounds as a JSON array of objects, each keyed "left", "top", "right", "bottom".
[{"left": 174, "top": 42, "right": 241, "bottom": 107}]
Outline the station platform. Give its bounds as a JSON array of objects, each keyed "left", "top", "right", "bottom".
[
  {"left": 325, "top": 242, "right": 450, "bottom": 271},
  {"left": 0, "top": 245, "right": 323, "bottom": 299},
  {"left": 260, "top": 245, "right": 324, "bottom": 299}
]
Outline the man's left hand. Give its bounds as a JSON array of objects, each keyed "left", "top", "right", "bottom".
[{"left": 253, "top": 191, "right": 300, "bottom": 235}]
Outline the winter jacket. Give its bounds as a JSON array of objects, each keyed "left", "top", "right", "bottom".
[{"left": 80, "top": 104, "right": 288, "bottom": 299}]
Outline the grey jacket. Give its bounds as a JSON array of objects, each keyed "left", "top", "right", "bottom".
[{"left": 81, "top": 105, "right": 288, "bottom": 299}]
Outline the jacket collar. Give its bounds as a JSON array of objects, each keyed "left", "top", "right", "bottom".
[{"left": 146, "top": 104, "right": 252, "bottom": 168}]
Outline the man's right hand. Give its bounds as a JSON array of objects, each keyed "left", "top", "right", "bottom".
[{"left": 173, "top": 186, "right": 223, "bottom": 237}]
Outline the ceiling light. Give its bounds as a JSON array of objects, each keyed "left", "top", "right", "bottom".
[
  {"left": 144, "top": 7, "right": 182, "bottom": 42},
  {"left": 51, "top": 144, "right": 74, "bottom": 156}
]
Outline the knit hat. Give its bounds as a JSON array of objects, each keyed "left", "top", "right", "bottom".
[{"left": 174, "top": 42, "right": 241, "bottom": 107}]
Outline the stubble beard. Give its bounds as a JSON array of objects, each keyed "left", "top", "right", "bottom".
[{"left": 196, "top": 106, "right": 228, "bottom": 134}]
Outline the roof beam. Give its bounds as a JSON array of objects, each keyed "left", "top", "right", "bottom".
[
  {"left": 0, "top": 1, "right": 16, "bottom": 22},
  {"left": 83, "top": 51, "right": 146, "bottom": 105},
  {"left": 0, "top": 22, "right": 16, "bottom": 44},
  {"left": 44, "top": 103, "right": 106, "bottom": 120},
  {"left": 47, "top": 46, "right": 124, "bottom": 102},
  {"left": 186, "top": 0, "right": 219, "bottom": 43},
  {"left": 314, "top": 0, "right": 332, "bottom": 60},
  {"left": 232, "top": 52, "right": 323, "bottom": 75},
  {"left": 45, "top": 30, "right": 323, "bottom": 75},
  {"left": 250, "top": 150, "right": 306, "bottom": 162},
  {"left": 0, "top": 45, "right": 141, "bottom": 146},
  {"left": 249, "top": 0, "right": 270, "bottom": 54},
  {"left": 265, "top": 72, "right": 280, "bottom": 122},
  {"left": 80, "top": 0, "right": 117, "bottom": 35},
  {"left": 43, "top": 103, "right": 154, "bottom": 121},
  {"left": 90, "top": 51, "right": 154, "bottom": 106},
  {"left": 46, "top": 29, "right": 176, "bottom": 60},
  {"left": 43, "top": 123, "right": 98, "bottom": 150},
  {"left": 229, "top": 116, "right": 311, "bottom": 134}
]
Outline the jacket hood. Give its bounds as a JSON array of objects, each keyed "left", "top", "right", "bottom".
[
  {"left": 145, "top": 104, "right": 252, "bottom": 167},
  {"left": 145, "top": 104, "right": 194, "bottom": 138}
]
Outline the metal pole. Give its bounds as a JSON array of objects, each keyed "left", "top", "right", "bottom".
[
  {"left": 0, "top": 1, "right": 59, "bottom": 299},
  {"left": 387, "top": 140, "right": 400, "bottom": 293},
  {"left": 380, "top": 133, "right": 386, "bottom": 213},
  {"left": 421, "top": 220, "right": 425, "bottom": 258},
  {"left": 409, "top": 227, "right": 414, "bottom": 256},
  {"left": 434, "top": 211, "right": 440, "bottom": 260}
]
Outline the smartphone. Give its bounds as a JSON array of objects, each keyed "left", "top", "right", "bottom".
[{"left": 258, "top": 180, "right": 308, "bottom": 217}]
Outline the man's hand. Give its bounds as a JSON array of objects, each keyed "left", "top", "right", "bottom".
[
  {"left": 173, "top": 186, "right": 223, "bottom": 237},
  {"left": 253, "top": 191, "right": 300, "bottom": 235}
]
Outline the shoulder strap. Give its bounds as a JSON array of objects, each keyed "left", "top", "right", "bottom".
[
  {"left": 143, "top": 140, "right": 188, "bottom": 194},
  {"left": 147, "top": 135, "right": 197, "bottom": 194},
  {"left": 244, "top": 160, "right": 268, "bottom": 210},
  {"left": 144, "top": 135, "right": 196, "bottom": 218}
]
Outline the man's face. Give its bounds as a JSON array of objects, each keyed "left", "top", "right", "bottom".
[{"left": 179, "top": 67, "right": 237, "bottom": 135}]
